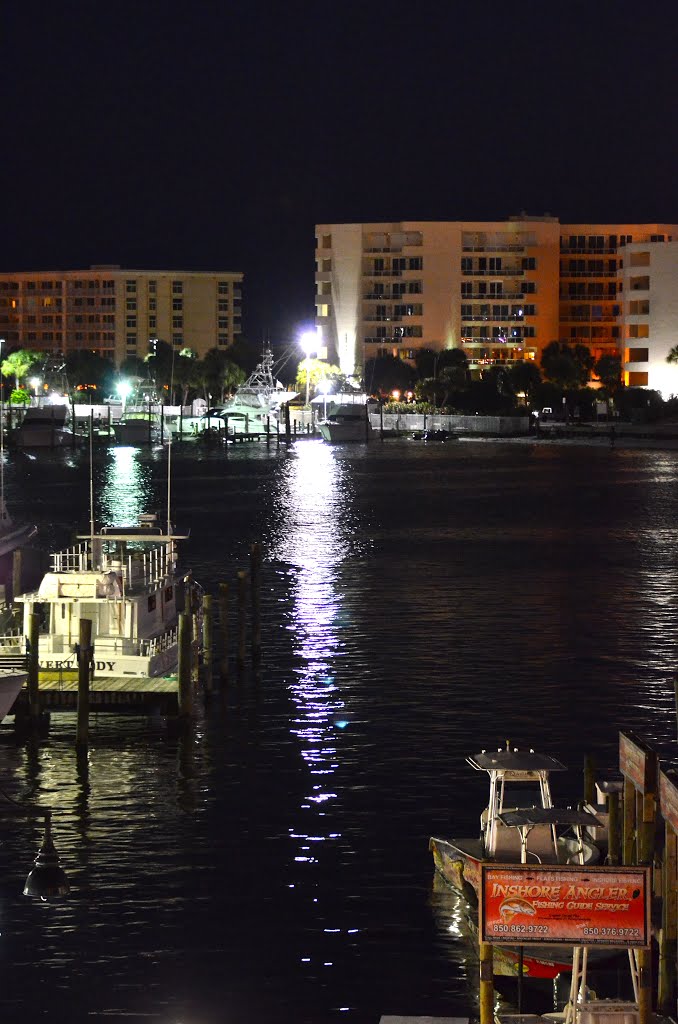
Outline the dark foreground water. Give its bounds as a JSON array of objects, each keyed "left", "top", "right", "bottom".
[{"left": 1, "top": 437, "right": 677, "bottom": 1023}]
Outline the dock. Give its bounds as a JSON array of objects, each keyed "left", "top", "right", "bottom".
[{"left": 13, "top": 672, "right": 182, "bottom": 716}]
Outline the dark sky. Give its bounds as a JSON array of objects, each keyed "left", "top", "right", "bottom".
[{"left": 2, "top": 1, "right": 676, "bottom": 347}]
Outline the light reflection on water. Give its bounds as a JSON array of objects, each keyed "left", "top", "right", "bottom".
[{"left": 3, "top": 442, "right": 678, "bottom": 1021}]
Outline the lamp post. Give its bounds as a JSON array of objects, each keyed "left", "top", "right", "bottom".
[
  {"left": 117, "top": 380, "right": 131, "bottom": 415},
  {"left": 30, "top": 376, "right": 41, "bottom": 401},
  {"left": 318, "top": 378, "right": 332, "bottom": 420},
  {"left": 299, "top": 330, "right": 318, "bottom": 408}
]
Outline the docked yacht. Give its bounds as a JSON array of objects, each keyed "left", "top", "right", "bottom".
[
  {"left": 317, "top": 393, "right": 375, "bottom": 443},
  {"left": 17, "top": 513, "right": 202, "bottom": 678},
  {"left": 182, "top": 349, "right": 297, "bottom": 437}
]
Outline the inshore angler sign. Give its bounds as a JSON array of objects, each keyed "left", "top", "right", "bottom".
[{"left": 481, "top": 865, "right": 650, "bottom": 948}]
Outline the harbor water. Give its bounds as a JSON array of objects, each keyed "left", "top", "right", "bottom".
[{"left": 1, "top": 437, "right": 678, "bottom": 1023}]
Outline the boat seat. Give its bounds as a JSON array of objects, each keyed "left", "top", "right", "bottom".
[{"left": 490, "top": 818, "right": 558, "bottom": 863}]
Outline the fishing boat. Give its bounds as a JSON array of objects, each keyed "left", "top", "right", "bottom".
[
  {"left": 430, "top": 747, "right": 603, "bottom": 980},
  {"left": 317, "top": 393, "right": 374, "bottom": 443},
  {"left": 14, "top": 405, "right": 79, "bottom": 448},
  {"left": 16, "top": 512, "right": 202, "bottom": 679},
  {"left": 182, "top": 349, "right": 297, "bottom": 437}
]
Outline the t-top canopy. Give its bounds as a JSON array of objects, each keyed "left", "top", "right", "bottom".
[
  {"left": 468, "top": 751, "right": 567, "bottom": 773},
  {"left": 498, "top": 808, "right": 602, "bottom": 828}
]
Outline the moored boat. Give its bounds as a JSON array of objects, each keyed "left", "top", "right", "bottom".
[
  {"left": 317, "top": 393, "right": 375, "bottom": 443},
  {"left": 0, "top": 669, "right": 27, "bottom": 720},
  {"left": 430, "top": 746, "right": 603, "bottom": 980},
  {"left": 16, "top": 512, "right": 202, "bottom": 679}
]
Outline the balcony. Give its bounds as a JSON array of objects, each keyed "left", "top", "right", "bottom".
[
  {"left": 462, "top": 244, "right": 526, "bottom": 253},
  {"left": 462, "top": 268, "right": 525, "bottom": 277},
  {"left": 363, "top": 315, "right": 403, "bottom": 323},
  {"left": 560, "top": 270, "right": 618, "bottom": 278},
  {"left": 363, "top": 247, "right": 402, "bottom": 254},
  {"left": 560, "top": 247, "right": 617, "bottom": 255},
  {"left": 363, "top": 269, "right": 403, "bottom": 277}
]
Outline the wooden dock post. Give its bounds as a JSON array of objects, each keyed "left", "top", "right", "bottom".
[
  {"left": 12, "top": 548, "right": 22, "bottom": 602},
  {"left": 76, "top": 618, "right": 92, "bottom": 750},
  {"left": 658, "top": 821, "right": 678, "bottom": 1015},
  {"left": 218, "top": 582, "right": 229, "bottom": 683},
  {"left": 479, "top": 941, "right": 494, "bottom": 1024},
  {"left": 583, "top": 755, "right": 596, "bottom": 805},
  {"left": 202, "top": 593, "right": 213, "bottom": 694},
  {"left": 178, "top": 611, "right": 193, "bottom": 716},
  {"left": 284, "top": 402, "right": 291, "bottom": 442},
  {"left": 250, "top": 543, "right": 261, "bottom": 663},
  {"left": 607, "top": 789, "right": 620, "bottom": 865},
  {"left": 237, "top": 570, "right": 247, "bottom": 673},
  {"left": 27, "top": 611, "right": 40, "bottom": 723}
]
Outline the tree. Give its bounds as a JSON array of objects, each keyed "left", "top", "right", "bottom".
[
  {"left": 540, "top": 341, "right": 592, "bottom": 389},
  {"left": 594, "top": 354, "right": 622, "bottom": 395},
  {"left": 666, "top": 345, "right": 678, "bottom": 365},
  {"left": 64, "top": 350, "right": 115, "bottom": 398},
  {"left": 1, "top": 349, "right": 42, "bottom": 389},
  {"left": 201, "top": 348, "right": 246, "bottom": 404},
  {"left": 364, "top": 354, "right": 415, "bottom": 397},
  {"left": 507, "top": 360, "right": 542, "bottom": 406},
  {"left": 295, "top": 358, "right": 342, "bottom": 400}
]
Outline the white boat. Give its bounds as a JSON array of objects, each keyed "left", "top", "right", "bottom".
[
  {"left": 16, "top": 512, "right": 202, "bottom": 679},
  {"left": 317, "top": 393, "right": 375, "bottom": 442},
  {"left": 181, "top": 349, "right": 298, "bottom": 437},
  {"left": 0, "top": 669, "right": 27, "bottom": 720},
  {"left": 14, "top": 406, "right": 80, "bottom": 448},
  {"left": 429, "top": 746, "right": 603, "bottom": 981}
]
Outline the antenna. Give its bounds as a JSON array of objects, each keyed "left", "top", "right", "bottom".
[{"left": 166, "top": 342, "right": 175, "bottom": 535}]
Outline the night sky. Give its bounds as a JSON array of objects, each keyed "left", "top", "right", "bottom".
[{"left": 2, "top": 1, "right": 676, "bottom": 348}]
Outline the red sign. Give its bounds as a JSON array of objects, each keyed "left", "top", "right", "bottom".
[{"left": 481, "top": 865, "right": 650, "bottom": 948}]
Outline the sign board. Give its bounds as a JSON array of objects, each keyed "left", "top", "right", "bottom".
[
  {"left": 481, "top": 864, "right": 650, "bottom": 948},
  {"left": 659, "top": 768, "right": 678, "bottom": 834},
  {"left": 619, "top": 731, "right": 656, "bottom": 793}
]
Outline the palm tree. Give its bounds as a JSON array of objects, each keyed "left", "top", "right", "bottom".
[{"left": 666, "top": 345, "right": 678, "bottom": 365}]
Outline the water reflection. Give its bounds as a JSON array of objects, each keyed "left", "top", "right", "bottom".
[
  {"left": 269, "top": 442, "right": 359, "bottom": 846},
  {"left": 97, "top": 448, "right": 153, "bottom": 526}
]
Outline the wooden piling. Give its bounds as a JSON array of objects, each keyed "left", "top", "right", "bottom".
[
  {"left": 218, "top": 582, "right": 229, "bottom": 683},
  {"left": 479, "top": 941, "right": 494, "bottom": 1024},
  {"left": 284, "top": 402, "right": 291, "bottom": 442},
  {"left": 607, "top": 789, "right": 620, "bottom": 865},
  {"left": 583, "top": 755, "right": 596, "bottom": 806},
  {"left": 250, "top": 543, "right": 261, "bottom": 663},
  {"left": 12, "top": 548, "right": 22, "bottom": 602},
  {"left": 623, "top": 776, "right": 635, "bottom": 865},
  {"left": 237, "top": 570, "right": 247, "bottom": 672},
  {"left": 202, "top": 593, "right": 213, "bottom": 694},
  {"left": 75, "top": 618, "right": 92, "bottom": 750},
  {"left": 637, "top": 945, "right": 652, "bottom": 1024},
  {"left": 178, "top": 611, "right": 192, "bottom": 716},
  {"left": 27, "top": 611, "right": 40, "bottom": 722},
  {"left": 658, "top": 822, "right": 678, "bottom": 1014}
]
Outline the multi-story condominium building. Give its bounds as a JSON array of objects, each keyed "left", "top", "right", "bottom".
[
  {"left": 618, "top": 241, "right": 678, "bottom": 397},
  {"left": 0, "top": 266, "right": 243, "bottom": 365},
  {"left": 315, "top": 219, "right": 678, "bottom": 385}
]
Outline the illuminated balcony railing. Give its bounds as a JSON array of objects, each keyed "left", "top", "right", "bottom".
[
  {"left": 560, "top": 247, "right": 617, "bottom": 254},
  {"left": 462, "top": 268, "right": 525, "bottom": 277},
  {"left": 363, "top": 247, "right": 402, "bottom": 253},
  {"left": 560, "top": 270, "right": 617, "bottom": 278},
  {"left": 462, "top": 244, "right": 526, "bottom": 253}
]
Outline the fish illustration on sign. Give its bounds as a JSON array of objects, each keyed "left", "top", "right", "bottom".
[{"left": 499, "top": 897, "right": 537, "bottom": 922}]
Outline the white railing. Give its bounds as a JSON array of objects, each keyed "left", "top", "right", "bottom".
[{"left": 51, "top": 543, "right": 90, "bottom": 572}]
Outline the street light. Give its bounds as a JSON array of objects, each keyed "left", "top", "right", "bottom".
[
  {"left": 317, "top": 378, "right": 333, "bottom": 420},
  {"left": 299, "top": 330, "right": 318, "bottom": 408},
  {"left": 117, "top": 380, "right": 132, "bottom": 415}
]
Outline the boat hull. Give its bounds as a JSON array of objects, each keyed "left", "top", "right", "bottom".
[{"left": 0, "top": 670, "right": 27, "bottom": 720}]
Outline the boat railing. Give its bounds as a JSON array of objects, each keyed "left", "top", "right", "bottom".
[
  {"left": 51, "top": 543, "right": 91, "bottom": 572},
  {"left": 0, "top": 630, "right": 25, "bottom": 653}
]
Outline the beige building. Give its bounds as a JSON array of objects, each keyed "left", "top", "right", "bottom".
[
  {"left": 315, "top": 219, "right": 678, "bottom": 379},
  {"left": 0, "top": 266, "right": 243, "bottom": 365},
  {"left": 618, "top": 241, "right": 678, "bottom": 398}
]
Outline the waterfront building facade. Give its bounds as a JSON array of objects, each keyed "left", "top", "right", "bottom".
[
  {"left": 0, "top": 266, "right": 243, "bottom": 365},
  {"left": 618, "top": 241, "right": 678, "bottom": 397},
  {"left": 315, "top": 219, "right": 678, "bottom": 391}
]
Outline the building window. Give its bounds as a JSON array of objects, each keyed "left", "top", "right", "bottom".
[
  {"left": 126, "top": 333, "right": 136, "bottom": 347},
  {"left": 26, "top": 282, "right": 36, "bottom": 290},
  {"left": 127, "top": 300, "right": 137, "bottom": 311},
  {"left": 126, "top": 280, "right": 137, "bottom": 292},
  {"left": 409, "top": 257, "right": 422, "bottom": 270},
  {"left": 172, "top": 316, "right": 183, "bottom": 329},
  {"left": 149, "top": 298, "right": 156, "bottom": 311},
  {"left": 218, "top": 333, "right": 229, "bottom": 346},
  {"left": 172, "top": 298, "right": 183, "bottom": 311},
  {"left": 172, "top": 281, "right": 183, "bottom": 294},
  {"left": 126, "top": 316, "right": 137, "bottom": 328},
  {"left": 218, "top": 316, "right": 228, "bottom": 329},
  {"left": 218, "top": 281, "right": 230, "bottom": 295},
  {"left": 149, "top": 316, "right": 156, "bottom": 329},
  {"left": 172, "top": 333, "right": 183, "bottom": 346},
  {"left": 522, "top": 257, "right": 537, "bottom": 270},
  {"left": 148, "top": 280, "right": 156, "bottom": 294}
]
